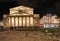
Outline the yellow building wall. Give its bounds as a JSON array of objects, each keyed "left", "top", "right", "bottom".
[{"left": 3, "top": 15, "right": 39, "bottom": 28}]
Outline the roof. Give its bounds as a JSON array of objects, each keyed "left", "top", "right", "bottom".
[{"left": 10, "top": 6, "right": 33, "bottom": 11}]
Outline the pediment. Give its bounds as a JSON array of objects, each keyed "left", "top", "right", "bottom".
[{"left": 10, "top": 6, "right": 33, "bottom": 14}]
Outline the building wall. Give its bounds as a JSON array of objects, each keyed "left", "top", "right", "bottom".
[
  {"left": 3, "top": 6, "right": 40, "bottom": 28},
  {"left": 3, "top": 14, "right": 39, "bottom": 28},
  {"left": 8, "top": 16, "right": 34, "bottom": 27}
]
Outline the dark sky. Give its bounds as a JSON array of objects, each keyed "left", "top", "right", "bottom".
[{"left": 0, "top": 0, "right": 60, "bottom": 20}]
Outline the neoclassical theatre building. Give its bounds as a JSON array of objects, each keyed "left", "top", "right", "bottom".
[{"left": 3, "top": 6, "right": 40, "bottom": 29}]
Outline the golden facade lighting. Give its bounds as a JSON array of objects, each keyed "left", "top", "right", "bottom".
[
  {"left": 26, "top": 17, "right": 30, "bottom": 27},
  {"left": 10, "top": 6, "right": 33, "bottom": 15},
  {"left": 11, "top": 17, "right": 15, "bottom": 27},
  {"left": 23, "top": 17, "right": 26, "bottom": 26},
  {"left": 30, "top": 17, "right": 34, "bottom": 26},
  {"left": 3, "top": 6, "right": 40, "bottom": 29},
  {"left": 19, "top": 17, "right": 22, "bottom": 26},
  {"left": 15, "top": 17, "right": 18, "bottom": 27}
]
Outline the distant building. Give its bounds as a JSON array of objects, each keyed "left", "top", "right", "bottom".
[
  {"left": 55, "top": 17, "right": 60, "bottom": 27},
  {"left": 3, "top": 6, "right": 40, "bottom": 29},
  {"left": 39, "top": 14, "right": 60, "bottom": 28},
  {"left": 40, "top": 14, "right": 59, "bottom": 24}
]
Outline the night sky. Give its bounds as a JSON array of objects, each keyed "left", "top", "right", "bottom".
[{"left": 0, "top": 0, "right": 60, "bottom": 20}]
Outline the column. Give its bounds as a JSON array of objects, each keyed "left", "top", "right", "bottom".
[
  {"left": 10, "top": 17, "right": 12, "bottom": 27},
  {"left": 21, "top": 17, "right": 23, "bottom": 27},
  {"left": 23, "top": 17, "right": 26, "bottom": 27},
  {"left": 14, "top": 17, "right": 15, "bottom": 27},
  {"left": 25, "top": 17, "right": 27, "bottom": 27},
  {"left": 15, "top": 17, "right": 18, "bottom": 27},
  {"left": 19, "top": 17, "right": 22, "bottom": 27},
  {"left": 18, "top": 17, "right": 19, "bottom": 27},
  {"left": 30, "top": 17, "right": 33, "bottom": 27},
  {"left": 26, "top": 17, "right": 30, "bottom": 27},
  {"left": 29, "top": 17, "right": 30, "bottom": 27},
  {"left": 11, "top": 17, "right": 14, "bottom": 27}
]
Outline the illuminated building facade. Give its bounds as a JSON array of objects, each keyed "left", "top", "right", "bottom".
[
  {"left": 39, "top": 14, "right": 60, "bottom": 28},
  {"left": 3, "top": 6, "right": 60, "bottom": 29},
  {"left": 3, "top": 6, "right": 39, "bottom": 29}
]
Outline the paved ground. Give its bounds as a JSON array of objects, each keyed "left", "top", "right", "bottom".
[{"left": 0, "top": 30, "right": 60, "bottom": 41}]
